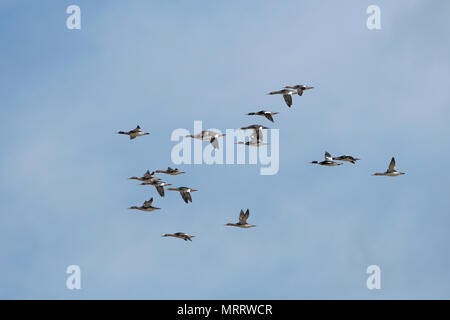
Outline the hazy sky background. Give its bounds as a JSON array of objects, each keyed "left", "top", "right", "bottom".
[{"left": 1, "top": 0, "right": 449, "bottom": 299}]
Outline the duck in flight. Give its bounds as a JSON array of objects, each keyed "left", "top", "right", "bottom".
[
  {"left": 332, "top": 155, "right": 360, "bottom": 164},
  {"left": 155, "top": 167, "right": 185, "bottom": 175},
  {"left": 162, "top": 232, "right": 195, "bottom": 242},
  {"left": 167, "top": 186, "right": 198, "bottom": 203},
  {"left": 266, "top": 89, "right": 297, "bottom": 107},
  {"left": 128, "top": 197, "right": 160, "bottom": 212},
  {"left": 140, "top": 180, "right": 172, "bottom": 197},
  {"left": 373, "top": 157, "right": 405, "bottom": 176},
  {"left": 117, "top": 125, "right": 150, "bottom": 140},
  {"left": 284, "top": 84, "right": 314, "bottom": 96},
  {"left": 225, "top": 209, "right": 256, "bottom": 228},
  {"left": 236, "top": 134, "right": 267, "bottom": 147},
  {"left": 310, "top": 152, "right": 343, "bottom": 166},
  {"left": 240, "top": 125, "right": 269, "bottom": 144},
  {"left": 246, "top": 110, "right": 279, "bottom": 123},
  {"left": 185, "top": 130, "right": 225, "bottom": 149},
  {"left": 128, "top": 170, "right": 161, "bottom": 183}
]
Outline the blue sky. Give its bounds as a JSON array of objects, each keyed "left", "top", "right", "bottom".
[{"left": 1, "top": 0, "right": 450, "bottom": 299}]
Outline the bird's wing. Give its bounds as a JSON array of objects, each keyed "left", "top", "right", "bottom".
[
  {"left": 130, "top": 135, "right": 136, "bottom": 140},
  {"left": 143, "top": 170, "right": 152, "bottom": 178},
  {"left": 388, "top": 157, "right": 396, "bottom": 172},
  {"left": 325, "top": 152, "right": 333, "bottom": 161},
  {"left": 180, "top": 192, "right": 189, "bottom": 203},
  {"left": 239, "top": 209, "right": 250, "bottom": 224},
  {"left": 238, "top": 210, "right": 246, "bottom": 223},
  {"left": 265, "top": 113, "right": 274, "bottom": 122},
  {"left": 210, "top": 137, "right": 219, "bottom": 149},
  {"left": 255, "top": 128, "right": 261, "bottom": 143},
  {"left": 156, "top": 186, "right": 165, "bottom": 197},
  {"left": 186, "top": 192, "right": 192, "bottom": 203},
  {"left": 297, "top": 89, "right": 303, "bottom": 96},
  {"left": 283, "top": 94, "right": 292, "bottom": 107},
  {"left": 143, "top": 197, "right": 154, "bottom": 207},
  {"left": 244, "top": 209, "right": 250, "bottom": 222}
]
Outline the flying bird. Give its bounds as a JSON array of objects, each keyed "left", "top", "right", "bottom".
[
  {"left": 372, "top": 157, "right": 405, "bottom": 177},
  {"left": 246, "top": 110, "right": 279, "bottom": 123},
  {"left": 128, "top": 170, "right": 161, "bottom": 183},
  {"left": 266, "top": 89, "right": 297, "bottom": 107},
  {"left": 240, "top": 125, "right": 269, "bottom": 144},
  {"left": 116, "top": 125, "right": 150, "bottom": 140},
  {"left": 168, "top": 187, "right": 198, "bottom": 203},
  {"left": 128, "top": 197, "right": 160, "bottom": 212},
  {"left": 310, "top": 151, "right": 343, "bottom": 167},
  {"left": 284, "top": 85, "right": 314, "bottom": 96},
  {"left": 140, "top": 180, "right": 172, "bottom": 197},
  {"left": 332, "top": 155, "right": 360, "bottom": 164},
  {"left": 162, "top": 232, "right": 195, "bottom": 242},
  {"left": 155, "top": 167, "right": 185, "bottom": 175},
  {"left": 225, "top": 209, "right": 256, "bottom": 228},
  {"left": 185, "top": 130, "right": 225, "bottom": 149},
  {"left": 236, "top": 134, "right": 267, "bottom": 147}
]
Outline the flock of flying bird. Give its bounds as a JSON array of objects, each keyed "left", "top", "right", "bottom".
[{"left": 116, "top": 84, "right": 405, "bottom": 242}]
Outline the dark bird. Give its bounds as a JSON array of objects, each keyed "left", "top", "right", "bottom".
[
  {"left": 372, "top": 157, "right": 405, "bottom": 177},
  {"left": 128, "top": 197, "right": 160, "bottom": 212},
  {"left": 332, "top": 155, "right": 360, "bottom": 164},
  {"left": 162, "top": 232, "right": 195, "bottom": 242},
  {"left": 155, "top": 167, "right": 185, "bottom": 175},
  {"left": 284, "top": 84, "right": 314, "bottom": 96},
  {"left": 225, "top": 209, "right": 256, "bottom": 228},
  {"left": 246, "top": 110, "right": 279, "bottom": 123},
  {"left": 140, "top": 180, "right": 172, "bottom": 197},
  {"left": 310, "top": 151, "right": 343, "bottom": 167},
  {"left": 168, "top": 187, "right": 198, "bottom": 203},
  {"left": 128, "top": 170, "right": 161, "bottom": 183},
  {"left": 266, "top": 89, "right": 297, "bottom": 107},
  {"left": 116, "top": 125, "right": 150, "bottom": 140}
]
